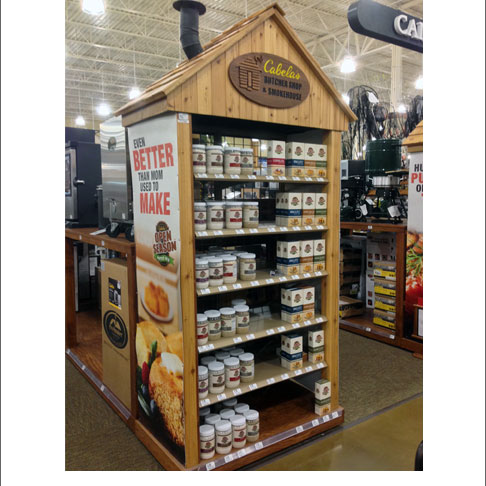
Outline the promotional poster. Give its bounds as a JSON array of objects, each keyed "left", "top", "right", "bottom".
[{"left": 127, "top": 113, "right": 185, "bottom": 462}]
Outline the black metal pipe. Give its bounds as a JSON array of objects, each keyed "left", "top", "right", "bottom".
[{"left": 173, "top": 1, "right": 206, "bottom": 60}]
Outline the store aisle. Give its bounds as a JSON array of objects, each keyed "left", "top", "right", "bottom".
[{"left": 254, "top": 396, "right": 423, "bottom": 471}]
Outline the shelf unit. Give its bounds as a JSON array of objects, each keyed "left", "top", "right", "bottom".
[
  {"left": 108, "top": 3, "right": 356, "bottom": 470},
  {"left": 195, "top": 223, "right": 327, "bottom": 239},
  {"left": 195, "top": 173, "right": 328, "bottom": 184}
]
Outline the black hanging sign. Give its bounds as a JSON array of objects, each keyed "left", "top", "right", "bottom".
[{"left": 348, "top": 0, "right": 423, "bottom": 53}]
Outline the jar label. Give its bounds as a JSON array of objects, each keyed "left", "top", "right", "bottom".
[
  {"left": 217, "top": 434, "right": 232, "bottom": 447},
  {"left": 201, "top": 439, "right": 215, "bottom": 454},
  {"left": 198, "top": 381, "right": 208, "bottom": 392}
]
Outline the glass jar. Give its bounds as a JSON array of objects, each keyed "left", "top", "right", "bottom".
[
  {"left": 208, "top": 257, "right": 223, "bottom": 287},
  {"left": 234, "top": 305, "right": 250, "bottom": 334},
  {"left": 199, "top": 424, "right": 215, "bottom": 459},
  {"left": 199, "top": 407, "right": 210, "bottom": 420},
  {"left": 244, "top": 409, "right": 260, "bottom": 442},
  {"left": 194, "top": 202, "right": 207, "bottom": 231},
  {"left": 222, "top": 255, "right": 237, "bottom": 284},
  {"left": 222, "top": 398, "right": 238, "bottom": 409},
  {"left": 195, "top": 258, "right": 209, "bottom": 290},
  {"left": 223, "top": 147, "right": 241, "bottom": 175},
  {"left": 220, "top": 408, "right": 236, "bottom": 421},
  {"left": 198, "top": 365, "right": 209, "bottom": 399},
  {"left": 215, "top": 350, "right": 230, "bottom": 362},
  {"left": 225, "top": 202, "right": 243, "bottom": 229},
  {"left": 196, "top": 313, "right": 208, "bottom": 345},
  {"left": 231, "top": 298, "right": 247, "bottom": 307},
  {"left": 205, "top": 310, "right": 221, "bottom": 341},
  {"left": 206, "top": 201, "right": 225, "bottom": 230},
  {"left": 229, "top": 348, "right": 245, "bottom": 358},
  {"left": 234, "top": 403, "right": 250, "bottom": 415},
  {"left": 220, "top": 307, "right": 236, "bottom": 337},
  {"left": 224, "top": 357, "right": 240, "bottom": 389},
  {"left": 192, "top": 144, "right": 206, "bottom": 174},
  {"left": 206, "top": 145, "right": 223, "bottom": 174},
  {"left": 243, "top": 201, "right": 259, "bottom": 228},
  {"left": 230, "top": 414, "right": 247, "bottom": 449},
  {"left": 205, "top": 413, "right": 221, "bottom": 426},
  {"left": 240, "top": 148, "right": 254, "bottom": 175},
  {"left": 215, "top": 420, "right": 233, "bottom": 455},
  {"left": 239, "top": 352, "right": 254, "bottom": 383},
  {"left": 208, "top": 361, "right": 225, "bottom": 394},
  {"left": 200, "top": 355, "right": 216, "bottom": 367},
  {"left": 239, "top": 253, "right": 256, "bottom": 281}
]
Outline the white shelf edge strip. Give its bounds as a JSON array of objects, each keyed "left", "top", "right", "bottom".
[{"left": 339, "top": 319, "right": 396, "bottom": 340}]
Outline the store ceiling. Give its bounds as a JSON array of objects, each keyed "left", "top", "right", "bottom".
[{"left": 65, "top": 0, "right": 423, "bottom": 128}]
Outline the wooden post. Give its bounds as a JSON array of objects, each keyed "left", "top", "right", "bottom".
[
  {"left": 126, "top": 246, "right": 138, "bottom": 421},
  {"left": 176, "top": 113, "right": 199, "bottom": 468}
]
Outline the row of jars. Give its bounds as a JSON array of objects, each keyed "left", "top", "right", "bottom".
[
  {"left": 199, "top": 404, "right": 260, "bottom": 458},
  {"left": 194, "top": 200, "right": 259, "bottom": 231},
  {"left": 196, "top": 252, "right": 256, "bottom": 288},
  {"left": 198, "top": 352, "right": 255, "bottom": 396},
  {"left": 197, "top": 305, "right": 250, "bottom": 344},
  {"left": 193, "top": 145, "right": 254, "bottom": 176}
]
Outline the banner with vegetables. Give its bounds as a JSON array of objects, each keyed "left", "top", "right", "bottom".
[
  {"left": 128, "top": 113, "right": 185, "bottom": 463},
  {"left": 405, "top": 152, "right": 423, "bottom": 333}
]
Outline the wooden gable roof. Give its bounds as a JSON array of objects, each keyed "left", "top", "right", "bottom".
[
  {"left": 403, "top": 121, "right": 423, "bottom": 148},
  {"left": 116, "top": 2, "right": 357, "bottom": 130}
]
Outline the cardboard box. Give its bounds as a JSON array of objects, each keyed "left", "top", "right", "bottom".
[
  {"left": 375, "top": 294, "right": 396, "bottom": 313},
  {"left": 308, "top": 329, "right": 324, "bottom": 347},
  {"left": 373, "top": 261, "right": 397, "bottom": 281},
  {"left": 281, "top": 287, "right": 304, "bottom": 307},
  {"left": 277, "top": 240, "right": 301, "bottom": 259},
  {"left": 281, "top": 357, "right": 303, "bottom": 370},
  {"left": 300, "top": 240, "right": 314, "bottom": 260},
  {"left": 302, "top": 193, "right": 316, "bottom": 211},
  {"left": 339, "top": 296, "right": 364, "bottom": 318},
  {"left": 315, "top": 399, "right": 331, "bottom": 416},
  {"left": 303, "top": 165, "right": 316, "bottom": 178},
  {"left": 285, "top": 166, "right": 305, "bottom": 177},
  {"left": 315, "top": 379, "right": 331, "bottom": 400},
  {"left": 373, "top": 309, "right": 396, "bottom": 329},
  {"left": 101, "top": 258, "right": 132, "bottom": 408},
  {"left": 316, "top": 144, "right": 327, "bottom": 161},
  {"left": 315, "top": 161, "right": 327, "bottom": 178},
  {"left": 300, "top": 262, "right": 314, "bottom": 274},
  {"left": 300, "top": 286, "right": 315, "bottom": 305},
  {"left": 276, "top": 215, "right": 302, "bottom": 227},
  {"left": 313, "top": 261, "right": 326, "bottom": 272},
  {"left": 366, "top": 273, "right": 375, "bottom": 308},
  {"left": 302, "top": 212, "right": 315, "bottom": 226},
  {"left": 308, "top": 349, "right": 325, "bottom": 363},
  {"left": 267, "top": 164, "right": 285, "bottom": 176},
  {"left": 304, "top": 143, "right": 318, "bottom": 161},
  {"left": 302, "top": 306, "right": 315, "bottom": 321},
  {"left": 276, "top": 192, "right": 302, "bottom": 209},
  {"left": 374, "top": 277, "right": 396, "bottom": 297},
  {"left": 281, "top": 333, "right": 303, "bottom": 354},
  {"left": 280, "top": 350, "right": 303, "bottom": 361},
  {"left": 281, "top": 310, "right": 303, "bottom": 323},
  {"left": 277, "top": 263, "right": 300, "bottom": 276},
  {"left": 285, "top": 142, "right": 305, "bottom": 160},
  {"left": 314, "top": 239, "right": 326, "bottom": 256},
  {"left": 267, "top": 140, "right": 286, "bottom": 159}
]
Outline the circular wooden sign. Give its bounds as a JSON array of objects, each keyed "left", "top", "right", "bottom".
[{"left": 228, "top": 52, "right": 310, "bottom": 109}]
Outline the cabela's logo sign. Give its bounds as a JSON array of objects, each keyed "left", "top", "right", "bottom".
[{"left": 229, "top": 53, "right": 310, "bottom": 109}]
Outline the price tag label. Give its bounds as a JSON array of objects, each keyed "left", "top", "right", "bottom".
[
  {"left": 365, "top": 327, "right": 371, "bottom": 332},
  {"left": 266, "top": 175, "right": 274, "bottom": 180},
  {"left": 323, "top": 415, "right": 330, "bottom": 423},
  {"left": 312, "top": 419, "right": 319, "bottom": 427},
  {"left": 277, "top": 326, "right": 286, "bottom": 332},
  {"left": 198, "top": 173, "right": 208, "bottom": 178},
  {"left": 305, "top": 177, "right": 312, "bottom": 181},
  {"left": 280, "top": 227, "right": 289, "bottom": 232},
  {"left": 200, "top": 399, "right": 210, "bottom": 407},
  {"left": 317, "top": 177, "right": 324, "bottom": 182},
  {"left": 389, "top": 334, "right": 395, "bottom": 340},
  {"left": 255, "top": 442, "right": 263, "bottom": 450},
  {"left": 317, "top": 363, "right": 324, "bottom": 369},
  {"left": 316, "top": 317, "right": 323, "bottom": 323},
  {"left": 206, "top": 461, "right": 216, "bottom": 471},
  {"left": 305, "top": 366, "right": 313, "bottom": 373},
  {"left": 266, "top": 278, "right": 275, "bottom": 284},
  {"left": 279, "top": 276, "right": 288, "bottom": 282},
  {"left": 293, "top": 226, "right": 301, "bottom": 231},
  {"left": 207, "top": 344, "right": 215, "bottom": 350},
  {"left": 250, "top": 281, "right": 259, "bottom": 287},
  {"left": 215, "top": 173, "right": 224, "bottom": 178},
  {"left": 248, "top": 175, "right": 257, "bottom": 180},
  {"left": 278, "top": 176, "right": 286, "bottom": 180},
  {"left": 304, "top": 320, "right": 311, "bottom": 326},
  {"left": 233, "top": 388, "right": 242, "bottom": 396},
  {"left": 100, "top": 240, "right": 105, "bottom": 247},
  {"left": 268, "top": 227, "right": 276, "bottom": 232},
  {"left": 100, "top": 385, "right": 105, "bottom": 392},
  {"left": 291, "top": 275, "right": 299, "bottom": 280},
  {"left": 315, "top": 271, "right": 322, "bottom": 276},
  {"left": 198, "top": 231, "right": 208, "bottom": 237},
  {"left": 230, "top": 174, "right": 240, "bottom": 179},
  {"left": 296, "top": 425, "right": 304, "bottom": 433},
  {"left": 218, "top": 285, "right": 228, "bottom": 292},
  {"left": 280, "top": 373, "right": 289, "bottom": 380},
  {"left": 316, "top": 225, "right": 324, "bottom": 230},
  {"left": 266, "top": 329, "right": 275, "bottom": 335},
  {"left": 248, "top": 228, "right": 258, "bottom": 234},
  {"left": 198, "top": 346, "right": 207, "bottom": 353},
  {"left": 249, "top": 383, "right": 258, "bottom": 391},
  {"left": 217, "top": 393, "right": 227, "bottom": 401},
  {"left": 233, "top": 337, "right": 243, "bottom": 344},
  {"left": 224, "top": 454, "right": 234, "bottom": 463},
  {"left": 200, "top": 288, "right": 211, "bottom": 295},
  {"left": 294, "top": 369, "right": 303, "bottom": 376},
  {"left": 81, "top": 364, "right": 86, "bottom": 370},
  {"left": 331, "top": 411, "right": 339, "bottom": 419},
  {"left": 246, "top": 334, "right": 255, "bottom": 340},
  {"left": 235, "top": 229, "right": 245, "bottom": 234},
  {"left": 233, "top": 283, "right": 242, "bottom": 289},
  {"left": 237, "top": 449, "right": 247, "bottom": 458},
  {"left": 78, "top": 235, "right": 83, "bottom": 240},
  {"left": 292, "top": 323, "right": 301, "bottom": 329},
  {"left": 305, "top": 226, "right": 312, "bottom": 230},
  {"left": 367, "top": 225, "right": 373, "bottom": 230},
  {"left": 266, "top": 377, "right": 276, "bottom": 385},
  {"left": 292, "top": 176, "right": 300, "bottom": 181},
  {"left": 214, "top": 230, "right": 223, "bottom": 236},
  {"left": 303, "top": 273, "right": 311, "bottom": 278}
]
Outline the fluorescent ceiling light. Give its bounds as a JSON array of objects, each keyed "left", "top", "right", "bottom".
[
  {"left": 415, "top": 76, "right": 423, "bottom": 90},
  {"left": 129, "top": 87, "right": 141, "bottom": 99},
  {"left": 97, "top": 102, "right": 111, "bottom": 116},
  {"left": 397, "top": 104, "right": 407, "bottom": 113},
  {"left": 75, "top": 115, "right": 85, "bottom": 126},
  {"left": 342, "top": 93, "right": 350, "bottom": 104},
  {"left": 82, "top": 0, "right": 105, "bottom": 15},
  {"left": 340, "top": 57, "right": 356, "bottom": 73}
]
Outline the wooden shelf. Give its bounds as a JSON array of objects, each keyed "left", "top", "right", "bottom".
[
  {"left": 340, "top": 221, "right": 407, "bottom": 234},
  {"left": 196, "top": 223, "right": 327, "bottom": 239},
  {"left": 197, "top": 269, "right": 327, "bottom": 297},
  {"left": 195, "top": 174, "right": 328, "bottom": 184},
  {"left": 198, "top": 314, "right": 327, "bottom": 353},
  {"left": 339, "top": 309, "right": 396, "bottom": 344},
  {"left": 199, "top": 358, "right": 327, "bottom": 408},
  {"left": 65, "top": 227, "right": 135, "bottom": 254}
]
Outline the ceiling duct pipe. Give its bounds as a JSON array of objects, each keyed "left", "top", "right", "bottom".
[{"left": 173, "top": 1, "right": 206, "bottom": 60}]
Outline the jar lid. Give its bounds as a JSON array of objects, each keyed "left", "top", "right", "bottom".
[
  {"left": 194, "top": 201, "right": 206, "bottom": 206},
  {"left": 205, "top": 414, "right": 221, "bottom": 426},
  {"left": 234, "top": 304, "right": 249, "bottom": 313},
  {"left": 206, "top": 201, "right": 224, "bottom": 206},
  {"left": 244, "top": 409, "right": 259, "bottom": 421},
  {"left": 222, "top": 346, "right": 235, "bottom": 351},
  {"left": 240, "top": 252, "right": 256, "bottom": 259},
  {"left": 230, "top": 348, "right": 244, "bottom": 357},
  {"left": 195, "top": 258, "right": 209, "bottom": 266},
  {"left": 243, "top": 201, "right": 259, "bottom": 206},
  {"left": 231, "top": 298, "right": 246, "bottom": 306},
  {"left": 199, "top": 424, "right": 214, "bottom": 437},
  {"left": 199, "top": 407, "right": 210, "bottom": 416},
  {"left": 225, "top": 201, "right": 243, "bottom": 206},
  {"left": 215, "top": 351, "right": 230, "bottom": 360},
  {"left": 215, "top": 419, "right": 232, "bottom": 432},
  {"left": 222, "top": 255, "right": 237, "bottom": 261},
  {"left": 241, "top": 148, "right": 253, "bottom": 154},
  {"left": 219, "top": 307, "right": 236, "bottom": 315},
  {"left": 222, "top": 398, "right": 237, "bottom": 407},
  {"left": 220, "top": 409, "right": 236, "bottom": 420},
  {"left": 208, "top": 361, "right": 224, "bottom": 371},
  {"left": 224, "top": 357, "right": 240, "bottom": 367},
  {"left": 223, "top": 146, "right": 241, "bottom": 152},
  {"left": 192, "top": 144, "right": 206, "bottom": 149},
  {"left": 229, "top": 414, "right": 246, "bottom": 426},
  {"left": 206, "top": 145, "right": 223, "bottom": 150},
  {"left": 204, "top": 310, "right": 221, "bottom": 318},
  {"left": 198, "top": 365, "right": 208, "bottom": 376},
  {"left": 208, "top": 257, "right": 223, "bottom": 264},
  {"left": 234, "top": 403, "right": 250, "bottom": 414},
  {"left": 197, "top": 313, "right": 208, "bottom": 323},
  {"left": 200, "top": 356, "right": 216, "bottom": 366},
  {"left": 239, "top": 352, "right": 254, "bottom": 362}
]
